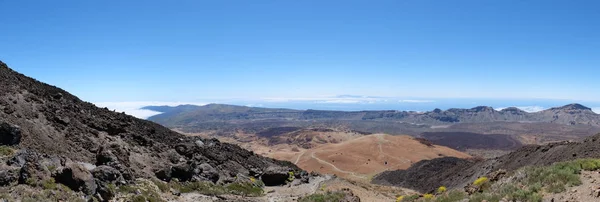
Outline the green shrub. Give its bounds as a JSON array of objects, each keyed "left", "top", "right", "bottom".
[
  {"left": 401, "top": 194, "right": 421, "bottom": 202},
  {"left": 172, "top": 181, "right": 264, "bottom": 197},
  {"left": 151, "top": 179, "right": 170, "bottom": 193},
  {"left": 288, "top": 171, "right": 296, "bottom": 182},
  {"left": 525, "top": 162, "right": 582, "bottom": 193},
  {"left": 0, "top": 146, "right": 14, "bottom": 156},
  {"left": 435, "top": 190, "right": 467, "bottom": 202},
  {"left": 41, "top": 178, "right": 57, "bottom": 190},
  {"left": 578, "top": 159, "right": 600, "bottom": 171},
  {"left": 118, "top": 185, "right": 137, "bottom": 193},
  {"left": 298, "top": 191, "right": 345, "bottom": 202},
  {"left": 469, "top": 192, "right": 502, "bottom": 202},
  {"left": 226, "top": 182, "right": 264, "bottom": 197},
  {"left": 47, "top": 165, "right": 57, "bottom": 172}
]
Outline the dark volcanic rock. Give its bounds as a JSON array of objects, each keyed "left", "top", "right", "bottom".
[
  {"left": 372, "top": 157, "right": 476, "bottom": 193},
  {"left": 0, "top": 60, "right": 301, "bottom": 195},
  {"left": 92, "top": 165, "right": 123, "bottom": 184},
  {"left": 0, "top": 168, "right": 19, "bottom": 186},
  {"left": 261, "top": 166, "right": 290, "bottom": 186},
  {"left": 56, "top": 163, "right": 97, "bottom": 195},
  {"left": 0, "top": 122, "right": 21, "bottom": 145}
]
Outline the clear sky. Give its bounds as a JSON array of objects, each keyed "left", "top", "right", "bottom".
[{"left": 1, "top": 0, "right": 599, "bottom": 113}]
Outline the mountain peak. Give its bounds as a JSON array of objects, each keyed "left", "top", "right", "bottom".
[
  {"left": 500, "top": 107, "right": 527, "bottom": 113},
  {"left": 470, "top": 106, "right": 494, "bottom": 112},
  {"left": 551, "top": 103, "right": 591, "bottom": 111}
]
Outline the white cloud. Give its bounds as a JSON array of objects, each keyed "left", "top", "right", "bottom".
[
  {"left": 496, "top": 106, "right": 546, "bottom": 113},
  {"left": 94, "top": 101, "right": 207, "bottom": 119},
  {"left": 318, "top": 99, "right": 361, "bottom": 104},
  {"left": 592, "top": 107, "right": 600, "bottom": 114},
  {"left": 398, "top": 99, "right": 435, "bottom": 103},
  {"left": 261, "top": 96, "right": 435, "bottom": 105}
]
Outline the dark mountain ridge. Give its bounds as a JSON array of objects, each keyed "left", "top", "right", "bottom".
[{"left": 145, "top": 103, "right": 600, "bottom": 128}]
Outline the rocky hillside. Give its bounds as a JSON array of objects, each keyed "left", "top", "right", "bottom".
[
  {"left": 0, "top": 61, "right": 304, "bottom": 201},
  {"left": 372, "top": 133, "right": 600, "bottom": 193}
]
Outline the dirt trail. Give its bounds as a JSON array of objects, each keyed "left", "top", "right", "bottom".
[
  {"left": 310, "top": 152, "right": 368, "bottom": 179},
  {"left": 294, "top": 150, "right": 306, "bottom": 164}
]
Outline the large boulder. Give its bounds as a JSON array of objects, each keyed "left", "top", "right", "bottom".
[
  {"left": 18, "top": 153, "right": 52, "bottom": 185},
  {"left": 92, "top": 165, "right": 123, "bottom": 183},
  {"left": 56, "top": 163, "right": 97, "bottom": 195},
  {"left": 92, "top": 165, "right": 123, "bottom": 201},
  {"left": 193, "top": 163, "right": 219, "bottom": 183},
  {"left": 0, "top": 122, "right": 21, "bottom": 145},
  {"left": 96, "top": 144, "right": 133, "bottom": 180},
  {"left": 261, "top": 166, "right": 290, "bottom": 186}
]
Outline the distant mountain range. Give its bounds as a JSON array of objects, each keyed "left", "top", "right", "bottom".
[{"left": 143, "top": 103, "right": 600, "bottom": 127}]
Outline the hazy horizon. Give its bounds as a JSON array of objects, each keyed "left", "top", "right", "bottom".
[{"left": 93, "top": 97, "right": 600, "bottom": 119}]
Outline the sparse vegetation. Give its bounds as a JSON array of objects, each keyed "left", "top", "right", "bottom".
[
  {"left": 523, "top": 158, "right": 600, "bottom": 193},
  {"left": 0, "top": 146, "right": 15, "bottom": 156},
  {"left": 298, "top": 191, "right": 346, "bottom": 202},
  {"left": 472, "top": 177, "right": 488, "bottom": 187},
  {"left": 435, "top": 190, "right": 466, "bottom": 202},
  {"left": 423, "top": 194, "right": 434, "bottom": 200},
  {"left": 41, "top": 178, "right": 57, "bottom": 190},
  {"left": 151, "top": 179, "right": 170, "bottom": 193},
  {"left": 396, "top": 194, "right": 421, "bottom": 202},
  {"left": 437, "top": 186, "right": 447, "bottom": 194},
  {"left": 464, "top": 159, "right": 600, "bottom": 201},
  {"left": 170, "top": 180, "right": 264, "bottom": 197},
  {"left": 288, "top": 171, "right": 296, "bottom": 182}
]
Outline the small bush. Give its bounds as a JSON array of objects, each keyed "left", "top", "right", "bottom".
[
  {"left": 0, "top": 146, "right": 14, "bottom": 156},
  {"left": 118, "top": 185, "right": 137, "bottom": 193},
  {"left": 437, "top": 186, "right": 447, "bottom": 194},
  {"left": 151, "top": 179, "right": 169, "bottom": 193},
  {"left": 578, "top": 159, "right": 600, "bottom": 171},
  {"left": 298, "top": 191, "right": 345, "bottom": 202},
  {"left": 288, "top": 171, "right": 296, "bottom": 182},
  {"left": 226, "top": 182, "right": 263, "bottom": 197},
  {"left": 469, "top": 192, "right": 502, "bottom": 202},
  {"left": 525, "top": 162, "right": 581, "bottom": 193},
  {"left": 402, "top": 194, "right": 420, "bottom": 202},
  {"left": 47, "top": 165, "right": 57, "bottom": 172},
  {"left": 435, "top": 190, "right": 466, "bottom": 202},
  {"left": 473, "top": 177, "right": 488, "bottom": 187},
  {"left": 41, "top": 178, "right": 57, "bottom": 190},
  {"left": 396, "top": 196, "right": 404, "bottom": 202},
  {"left": 423, "top": 194, "right": 435, "bottom": 199}
]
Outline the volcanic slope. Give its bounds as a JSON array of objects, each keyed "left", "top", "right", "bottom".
[
  {"left": 372, "top": 133, "right": 600, "bottom": 193},
  {"left": 0, "top": 61, "right": 302, "bottom": 200},
  {"left": 292, "top": 134, "right": 471, "bottom": 181},
  {"left": 200, "top": 129, "right": 471, "bottom": 182}
]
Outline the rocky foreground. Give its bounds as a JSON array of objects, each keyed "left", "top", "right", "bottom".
[{"left": 0, "top": 61, "right": 352, "bottom": 201}]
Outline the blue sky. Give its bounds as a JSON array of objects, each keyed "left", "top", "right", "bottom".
[{"left": 1, "top": 0, "right": 600, "bottom": 117}]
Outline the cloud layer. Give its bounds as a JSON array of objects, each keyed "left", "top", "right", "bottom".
[
  {"left": 94, "top": 101, "right": 207, "bottom": 119},
  {"left": 495, "top": 106, "right": 546, "bottom": 113}
]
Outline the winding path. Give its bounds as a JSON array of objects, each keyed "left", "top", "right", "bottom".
[{"left": 310, "top": 151, "right": 368, "bottom": 179}]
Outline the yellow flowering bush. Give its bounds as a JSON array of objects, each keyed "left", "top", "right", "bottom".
[
  {"left": 437, "top": 186, "right": 447, "bottom": 193},
  {"left": 423, "top": 194, "right": 434, "bottom": 199},
  {"left": 473, "top": 177, "right": 489, "bottom": 187}
]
